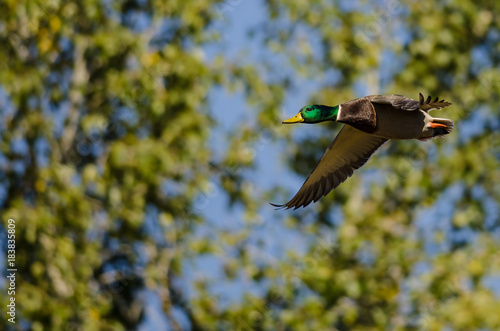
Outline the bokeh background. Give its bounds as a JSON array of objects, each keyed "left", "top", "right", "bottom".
[{"left": 1, "top": 0, "right": 500, "bottom": 330}]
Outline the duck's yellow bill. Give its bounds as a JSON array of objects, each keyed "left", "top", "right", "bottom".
[{"left": 282, "top": 112, "right": 304, "bottom": 124}]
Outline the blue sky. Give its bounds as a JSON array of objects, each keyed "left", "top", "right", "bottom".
[
  {"left": 136, "top": 1, "right": 500, "bottom": 329},
  {"left": 141, "top": 1, "right": 311, "bottom": 328},
  {"left": 0, "top": 1, "right": 498, "bottom": 330}
]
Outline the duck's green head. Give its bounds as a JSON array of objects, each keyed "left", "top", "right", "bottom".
[{"left": 282, "top": 105, "right": 339, "bottom": 124}]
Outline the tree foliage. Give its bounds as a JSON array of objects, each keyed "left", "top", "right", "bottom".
[{"left": 0, "top": 0, "right": 499, "bottom": 330}]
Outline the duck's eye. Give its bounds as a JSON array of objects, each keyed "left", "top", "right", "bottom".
[{"left": 306, "top": 107, "right": 312, "bottom": 112}]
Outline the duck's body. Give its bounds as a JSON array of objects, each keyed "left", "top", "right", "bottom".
[
  {"left": 272, "top": 93, "right": 453, "bottom": 210},
  {"left": 336, "top": 94, "right": 453, "bottom": 140},
  {"left": 372, "top": 103, "right": 430, "bottom": 139}
]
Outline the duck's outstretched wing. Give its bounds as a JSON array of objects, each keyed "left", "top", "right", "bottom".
[
  {"left": 367, "top": 93, "right": 451, "bottom": 112},
  {"left": 271, "top": 125, "right": 387, "bottom": 210}
]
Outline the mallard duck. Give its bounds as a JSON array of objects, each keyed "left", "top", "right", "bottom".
[{"left": 272, "top": 93, "right": 453, "bottom": 210}]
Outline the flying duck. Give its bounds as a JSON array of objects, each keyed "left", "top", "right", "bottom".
[{"left": 272, "top": 93, "right": 453, "bottom": 210}]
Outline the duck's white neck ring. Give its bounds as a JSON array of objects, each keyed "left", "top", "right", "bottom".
[{"left": 337, "top": 104, "right": 342, "bottom": 120}]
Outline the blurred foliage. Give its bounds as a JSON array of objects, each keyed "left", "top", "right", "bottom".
[{"left": 0, "top": 0, "right": 499, "bottom": 330}]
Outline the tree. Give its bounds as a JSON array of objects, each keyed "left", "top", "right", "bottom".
[{"left": 0, "top": 0, "right": 499, "bottom": 330}]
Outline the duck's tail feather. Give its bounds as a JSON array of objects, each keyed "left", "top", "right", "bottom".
[{"left": 418, "top": 93, "right": 452, "bottom": 112}]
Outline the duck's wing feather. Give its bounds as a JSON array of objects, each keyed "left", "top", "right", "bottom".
[
  {"left": 367, "top": 93, "right": 451, "bottom": 112},
  {"left": 271, "top": 125, "right": 387, "bottom": 210}
]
